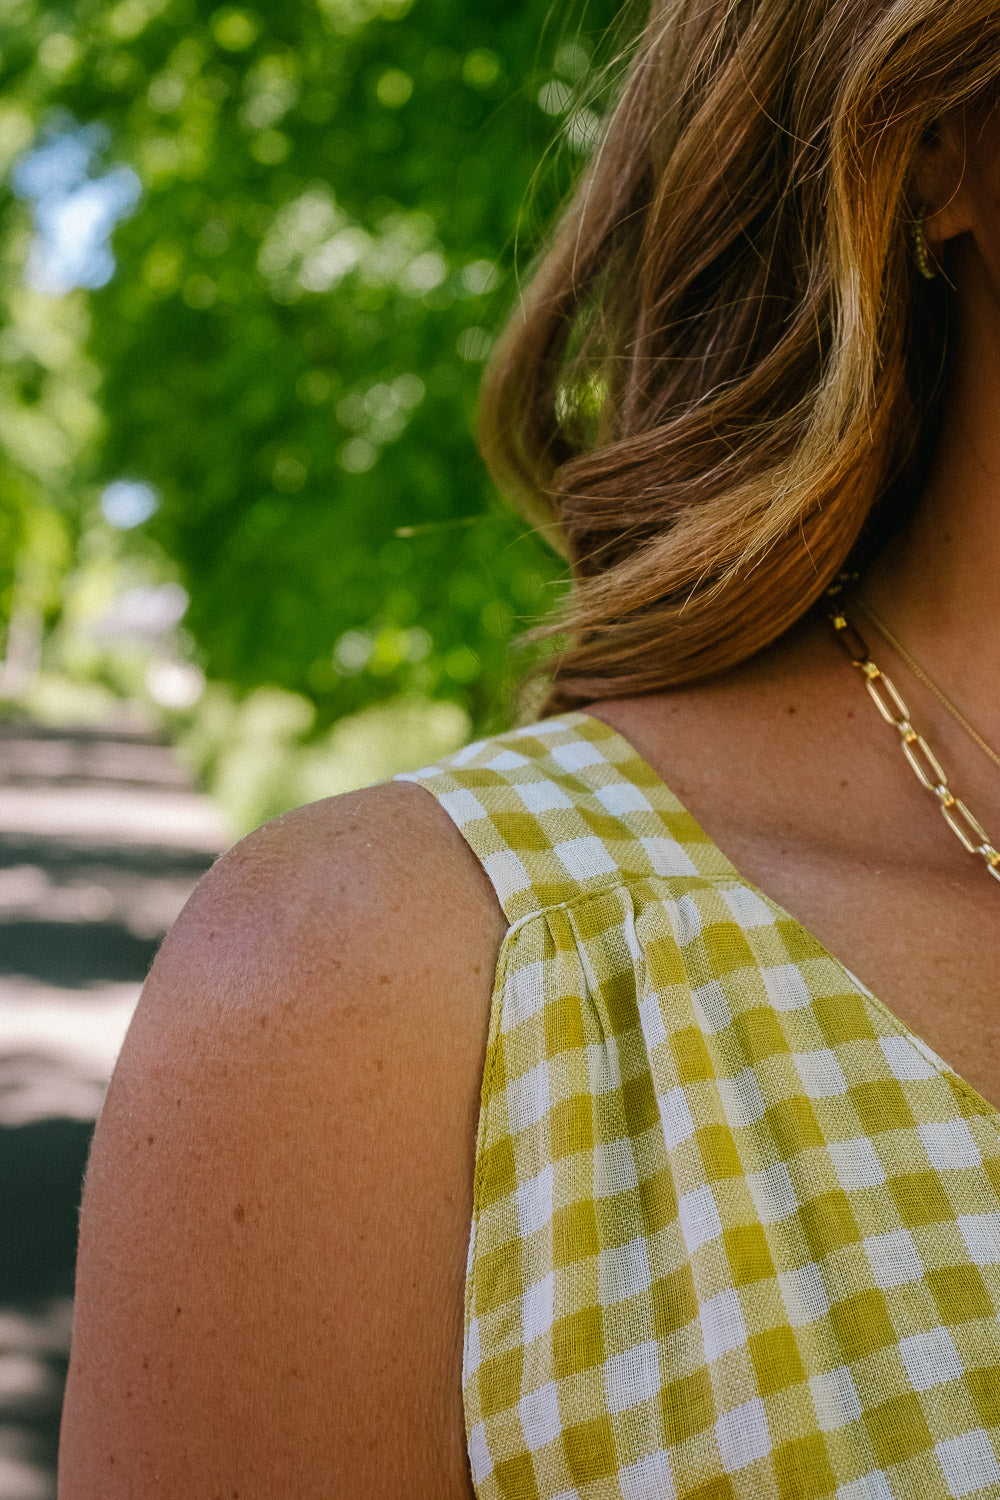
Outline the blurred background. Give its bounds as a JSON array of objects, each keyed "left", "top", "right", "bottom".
[{"left": 0, "top": 0, "right": 624, "bottom": 1489}]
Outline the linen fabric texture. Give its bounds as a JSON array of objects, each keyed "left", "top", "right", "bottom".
[{"left": 394, "top": 711, "right": 1000, "bottom": 1500}]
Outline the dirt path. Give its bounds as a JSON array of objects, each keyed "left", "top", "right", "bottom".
[{"left": 0, "top": 716, "right": 227, "bottom": 1498}]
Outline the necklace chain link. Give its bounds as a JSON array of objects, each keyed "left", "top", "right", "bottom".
[{"left": 824, "top": 574, "right": 1000, "bottom": 887}]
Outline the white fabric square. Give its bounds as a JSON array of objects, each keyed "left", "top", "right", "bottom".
[
  {"left": 550, "top": 739, "right": 605, "bottom": 773},
  {"left": 503, "top": 960, "right": 548, "bottom": 1032},
  {"left": 793, "top": 1048, "right": 848, "bottom": 1098},
  {"left": 437, "top": 786, "right": 488, "bottom": 825},
  {"left": 605, "top": 1339, "right": 661, "bottom": 1414},
  {"left": 835, "top": 1473, "right": 893, "bottom": 1500},
  {"left": 519, "top": 1381, "right": 562, "bottom": 1452},
  {"left": 828, "top": 1136, "right": 886, "bottom": 1191},
  {"left": 879, "top": 1034, "right": 938, "bottom": 1081},
  {"left": 451, "top": 738, "right": 488, "bottom": 766},
  {"left": 658, "top": 1085, "right": 696, "bottom": 1150},
  {"left": 719, "top": 884, "right": 774, "bottom": 930},
  {"left": 594, "top": 780, "right": 654, "bottom": 815},
  {"left": 467, "top": 1422, "right": 494, "bottom": 1484},
  {"left": 522, "top": 1271, "right": 555, "bottom": 1343},
  {"left": 692, "top": 978, "right": 734, "bottom": 1034},
  {"left": 958, "top": 1213, "right": 1000, "bottom": 1266},
  {"left": 465, "top": 1315, "right": 482, "bottom": 1376},
  {"left": 762, "top": 963, "right": 813, "bottom": 1012},
  {"left": 486, "top": 749, "right": 530, "bottom": 770},
  {"left": 599, "top": 1235, "right": 652, "bottom": 1306},
  {"left": 900, "top": 1326, "right": 963, "bottom": 1392},
  {"left": 513, "top": 718, "right": 568, "bottom": 737},
  {"left": 507, "top": 1060, "right": 551, "bottom": 1134},
  {"left": 863, "top": 1227, "right": 924, "bottom": 1289},
  {"left": 778, "top": 1261, "right": 829, "bottom": 1324},
  {"left": 747, "top": 1160, "right": 799, "bottom": 1224},
  {"left": 481, "top": 849, "right": 532, "bottom": 905},
  {"left": 809, "top": 1364, "right": 862, "bottom": 1431},
  {"left": 679, "top": 1184, "right": 723, "bottom": 1252},
  {"left": 639, "top": 992, "right": 668, "bottom": 1051},
  {"left": 594, "top": 1136, "right": 639, "bottom": 1198},
  {"left": 586, "top": 1036, "right": 623, "bottom": 1096},
  {"left": 515, "top": 778, "right": 575, "bottom": 814},
  {"left": 935, "top": 1428, "right": 1000, "bottom": 1497},
  {"left": 673, "top": 893, "right": 703, "bottom": 945},
  {"left": 718, "top": 1062, "right": 768, "bottom": 1129},
  {"left": 554, "top": 835, "right": 618, "bottom": 880},
  {"left": 918, "top": 1119, "right": 982, "bottom": 1171},
  {"left": 639, "top": 835, "right": 698, "bottom": 877},
  {"left": 620, "top": 1447, "right": 676, "bottom": 1500},
  {"left": 716, "top": 1395, "right": 771, "bottom": 1473},
  {"left": 701, "top": 1285, "right": 747, "bottom": 1361},
  {"left": 517, "top": 1163, "right": 554, "bottom": 1238}
]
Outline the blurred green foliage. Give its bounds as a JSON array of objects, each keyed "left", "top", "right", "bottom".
[{"left": 0, "top": 0, "right": 624, "bottom": 754}]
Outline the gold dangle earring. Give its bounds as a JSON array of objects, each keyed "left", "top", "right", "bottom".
[{"left": 912, "top": 207, "right": 938, "bottom": 281}]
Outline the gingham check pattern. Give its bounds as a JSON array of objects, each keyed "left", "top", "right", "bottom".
[{"left": 395, "top": 711, "right": 1000, "bottom": 1500}]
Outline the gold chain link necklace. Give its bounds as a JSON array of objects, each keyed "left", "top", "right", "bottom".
[
  {"left": 848, "top": 591, "right": 1000, "bottom": 773},
  {"left": 824, "top": 572, "right": 1000, "bottom": 886}
]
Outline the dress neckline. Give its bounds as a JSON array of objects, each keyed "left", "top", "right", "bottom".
[{"left": 571, "top": 708, "right": 1000, "bottom": 1132}]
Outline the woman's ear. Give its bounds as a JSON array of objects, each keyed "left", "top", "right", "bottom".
[{"left": 912, "top": 114, "right": 975, "bottom": 246}]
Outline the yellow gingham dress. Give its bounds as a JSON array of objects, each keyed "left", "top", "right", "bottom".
[{"left": 395, "top": 710, "right": 1000, "bottom": 1500}]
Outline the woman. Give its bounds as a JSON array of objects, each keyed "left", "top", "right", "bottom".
[{"left": 59, "top": 0, "right": 1000, "bottom": 1495}]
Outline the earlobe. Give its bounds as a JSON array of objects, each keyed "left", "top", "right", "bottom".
[{"left": 915, "top": 116, "right": 975, "bottom": 246}]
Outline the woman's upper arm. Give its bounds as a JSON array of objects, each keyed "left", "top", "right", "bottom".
[{"left": 58, "top": 780, "right": 506, "bottom": 1499}]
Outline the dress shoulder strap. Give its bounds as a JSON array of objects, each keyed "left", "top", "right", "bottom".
[{"left": 394, "top": 709, "right": 735, "bottom": 926}]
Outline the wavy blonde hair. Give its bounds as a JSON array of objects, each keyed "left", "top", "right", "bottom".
[{"left": 481, "top": 0, "right": 1000, "bottom": 717}]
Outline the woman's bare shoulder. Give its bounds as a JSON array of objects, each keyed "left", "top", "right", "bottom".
[{"left": 59, "top": 778, "right": 506, "bottom": 1499}]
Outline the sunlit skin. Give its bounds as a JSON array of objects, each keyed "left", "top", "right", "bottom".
[{"left": 57, "top": 108, "right": 1000, "bottom": 1498}]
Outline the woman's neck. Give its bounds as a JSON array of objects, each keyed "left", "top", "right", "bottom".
[{"left": 859, "top": 238, "right": 1000, "bottom": 741}]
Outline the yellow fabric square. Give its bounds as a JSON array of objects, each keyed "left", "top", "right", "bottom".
[
  {"left": 798, "top": 1190, "right": 861, "bottom": 1258},
  {"left": 544, "top": 993, "right": 585, "bottom": 1055},
  {"left": 479, "top": 1347, "right": 524, "bottom": 1419},
  {"left": 766, "top": 1093, "right": 824, "bottom": 1154},
  {"left": 474, "top": 1242, "right": 525, "bottom": 1317},
  {"left": 643, "top": 933, "right": 689, "bottom": 987},
  {"left": 652, "top": 1265, "right": 699, "bottom": 1338},
  {"left": 553, "top": 1198, "right": 599, "bottom": 1267},
  {"left": 477, "top": 1132, "right": 518, "bottom": 1209},
  {"left": 552, "top": 1306, "right": 604, "bottom": 1380},
  {"left": 702, "top": 921, "right": 757, "bottom": 978},
  {"left": 549, "top": 1093, "right": 594, "bottom": 1160},
  {"left": 493, "top": 1452, "right": 540, "bottom": 1498},
  {"left": 888, "top": 1170, "right": 956, "bottom": 1227},
  {"left": 813, "top": 991, "right": 875, "bottom": 1043},
  {"left": 621, "top": 1069, "right": 660, "bottom": 1135},
  {"left": 774, "top": 1431, "right": 836, "bottom": 1500},
  {"left": 968, "top": 1365, "right": 1000, "bottom": 1426},
  {"left": 661, "top": 1364, "right": 715, "bottom": 1444},
  {"left": 563, "top": 1414, "right": 618, "bottom": 1483},
  {"left": 850, "top": 1078, "right": 914, "bottom": 1133},
  {"left": 493, "top": 811, "right": 553, "bottom": 852},
  {"left": 600, "top": 966, "right": 642, "bottom": 1034},
  {"left": 723, "top": 1222, "right": 775, "bottom": 1285},
  {"left": 732, "top": 1005, "right": 789, "bottom": 1063},
  {"left": 864, "top": 1391, "right": 933, "bottom": 1468},
  {"left": 671, "top": 1024, "right": 715, "bottom": 1082},
  {"left": 698, "top": 1123, "right": 743, "bottom": 1180},
  {"left": 829, "top": 1289, "right": 895, "bottom": 1360},
  {"left": 638, "top": 1165, "right": 679, "bottom": 1234},
  {"left": 928, "top": 1264, "right": 995, "bottom": 1324},
  {"left": 749, "top": 1323, "right": 807, "bottom": 1395}
]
